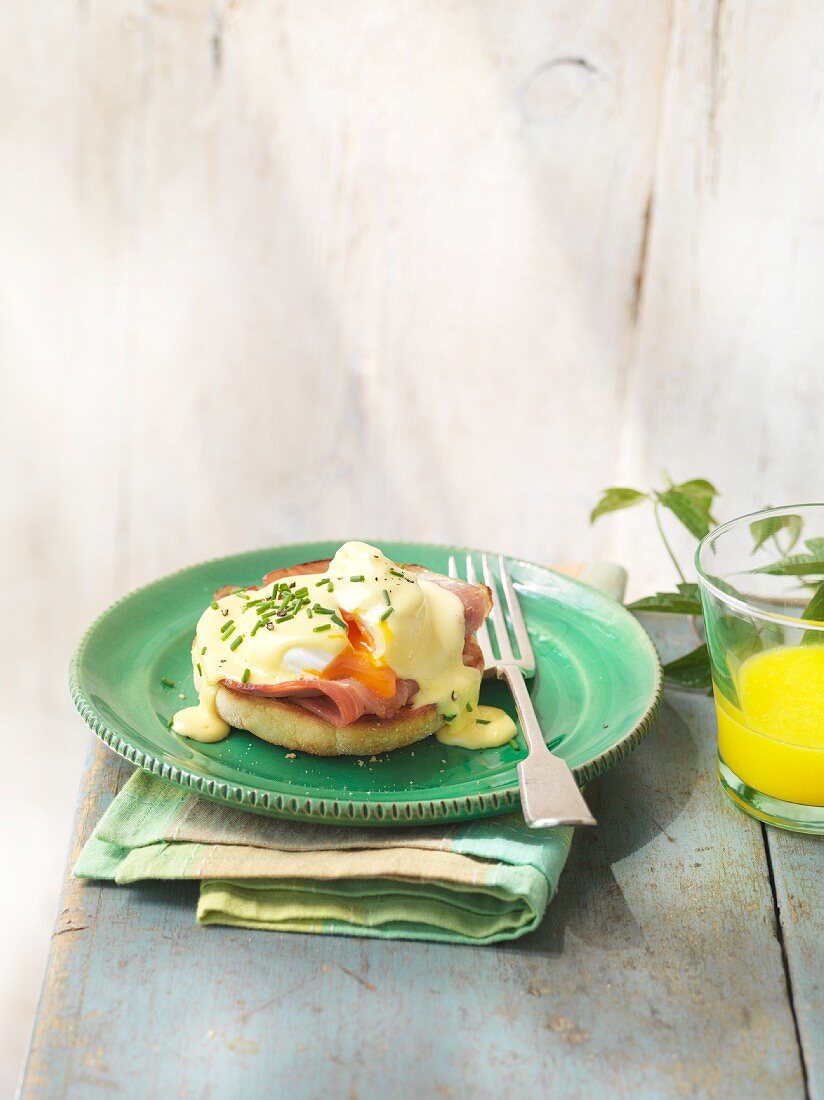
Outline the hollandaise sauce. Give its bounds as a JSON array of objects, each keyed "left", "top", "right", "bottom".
[
  {"left": 435, "top": 705, "right": 517, "bottom": 749},
  {"left": 173, "top": 541, "right": 511, "bottom": 751},
  {"left": 715, "top": 645, "right": 824, "bottom": 806}
]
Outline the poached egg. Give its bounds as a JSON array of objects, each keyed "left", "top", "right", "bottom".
[{"left": 172, "top": 541, "right": 515, "bottom": 747}]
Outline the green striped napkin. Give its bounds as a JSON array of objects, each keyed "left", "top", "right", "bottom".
[{"left": 74, "top": 562, "right": 626, "bottom": 944}]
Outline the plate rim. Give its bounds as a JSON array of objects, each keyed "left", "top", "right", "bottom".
[{"left": 70, "top": 540, "right": 663, "bottom": 825}]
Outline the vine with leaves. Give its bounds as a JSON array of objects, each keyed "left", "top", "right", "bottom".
[{"left": 590, "top": 478, "right": 824, "bottom": 690}]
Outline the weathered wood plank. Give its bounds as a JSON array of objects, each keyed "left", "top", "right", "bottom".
[
  {"left": 21, "top": 620, "right": 806, "bottom": 1099},
  {"left": 767, "top": 827, "right": 824, "bottom": 1098},
  {"left": 608, "top": 0, "right": 824, "bottom": 596},
  {"left": 0, "top": 1, "right": 149, "bottom": 1087},
  {"left": 114, "top": 0, "right": 674, "bottom": 585}
]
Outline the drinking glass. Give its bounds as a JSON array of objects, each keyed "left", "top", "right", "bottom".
[{"left": 696, "top": 504, "right": 824, "bottom": 833}]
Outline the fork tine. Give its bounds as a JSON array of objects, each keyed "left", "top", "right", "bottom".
[
  {"left": 482, "top": 553, "right": 514, "bottom": 662},
  {"left": 498, "top": 555, "right": 534, "bottom": 666},
  {"left": 466, "top": 554, "right": 494, "bottom": 666},
  {"left": 464, "top": 553, "right": 478, "bottom": 586}
]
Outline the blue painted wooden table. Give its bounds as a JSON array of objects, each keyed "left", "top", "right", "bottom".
[{"left": 19, "top": 620, "right": 823, "bottom": 1099}]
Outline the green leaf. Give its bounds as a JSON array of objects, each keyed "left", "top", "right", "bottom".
[
  {"left": 750, "top": 513, "right": 803, "bottom": 554},
  {"left": 656, "top": 479, "right": 718, "bottom": 540},
  {"left": 803, "top": 582, "right": 824, "bottom": 622},
  {"left": 714, "top": 614, "right": 766, "bottom": 661},
  {"left": 627, "top": 582, "right": 702, "bottom": 615},
  {"left": 752, "top": 554, "right": 824, "bottom": 577},
  {"left": 805, "top": 538, "right": 824, "bottom": 556},
  {"left": 675, "top": 479, "right": 719, "bottom": 511},
  {"left": 801, "top": 581, "right": 824, "bottom": 646},
  {"left": 663, "top": 644, "right": 712, "bottom": 691},
  {"left": 590, "top": 487, "right": 646, "bottom": 524}
]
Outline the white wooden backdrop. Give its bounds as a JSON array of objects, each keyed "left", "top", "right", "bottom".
[{"left": 3, "top": 1, "right": 823, "bottom": 1089}]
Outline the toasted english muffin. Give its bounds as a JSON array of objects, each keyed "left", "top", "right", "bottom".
[{"left": 215, "top": 685, "right": 441, "bottom": 757}]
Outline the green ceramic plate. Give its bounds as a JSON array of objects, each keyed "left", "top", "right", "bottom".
[{"left": 71, "top": 541, "right": 662, "bottom": 826}]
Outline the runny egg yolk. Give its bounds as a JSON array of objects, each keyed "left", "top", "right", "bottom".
[{"left": 317, "top": 611, "right": 398, "bottom": 700}]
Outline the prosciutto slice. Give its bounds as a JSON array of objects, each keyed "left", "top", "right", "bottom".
[
  {"left": 261, "top": 560, "right": 331, "bottom": 587},
  {"left": 246, "top": 559, "right": 492, "bottom": 636},
  {"left": 215, "top": 557, "right": 491, "bottom": 726},
  {"left": 403, "top": 565, "right": 492, "bottom": 635},
  {"left": 222, "top": 676, "right": 420, "bottom": 728}
]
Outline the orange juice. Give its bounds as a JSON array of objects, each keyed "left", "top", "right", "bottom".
[{"left": 714, "top": 645, "right": 824, "bottom": 806}]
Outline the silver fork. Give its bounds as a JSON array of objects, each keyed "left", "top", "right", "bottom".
[{"left": 450, "top": 553, "right": 596, "bottom": 828}]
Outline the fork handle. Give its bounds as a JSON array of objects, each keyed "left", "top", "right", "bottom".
[{"left": 498, "top": 665, "right": 596, "bottom": 828}]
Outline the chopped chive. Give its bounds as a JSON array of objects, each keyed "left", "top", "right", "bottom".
[
  {"left": 477, "top": 719, "right": 491, "bottom": 726},
  {"left": 316, "top": 578, "right": 331, "bottom": 588},
  {"left": 466, "top": 702, "right": 473, "bottom": 712},
  {"left": 277, "top": 613, "right": 297, "bottom": 624},
  {"left": 168, "top": 717, "right": 174, "bottom": 728},
  {"left": 307, "top": 609, "right": 313, "bottom": 619},
  {"left": 210, "top": 601, "right": 219, "bottom": 610},
  {"left": 379, "top": 607, "right": 394, "bottom": 622},
  {"left": 201, "top": 646, "right": 207, "bottom": 655},
  {"left": 244, "top": 598, "right": 264, "bottom": 609},
  {"left": 250, "top": 622, "right": 262, "bottom": 637},
  {"left": 389, "top": 568, "right": 405, "bottom": 578},
  {"left": 313, "top": 605, "right": 335, "bottom": 615},
  {"left": 161, "top": 676, "right": 175, "bottom": 688},
  {"left": 443, "top": 713, "right": 457, "bottom": 722},
  {"left": 221, "top": 624, "right": 236, "bottom": 639},
  {"left": 327, "top": 582, "right": 334, "bottom": 592},
  {"left": 349, "top": 575, "right": 365, "bottom": 582},
  {"left": 330, "top": 613, "right": 346, "bottom": 629},
  {"left": 509, "top": 738, "right": 519, "bottom": 750},
  {"left": 241, "top": 668, "right": 251, "bottom": 683},
  {"left": 313, "top": 623, "right": 332, "bottom": 632},
  {"left": 383, "top": 589, "right": 391, "bottom": 605},
  {"left": 229, "top": 635, "right": 243, "bottom": 651},
  {"left": 196, "top": 663, "right": 202, "bottom": 676}
]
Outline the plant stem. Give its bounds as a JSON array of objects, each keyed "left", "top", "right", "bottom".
[{"left": 654, "top": 501, "right": 688, "bottom": 585}]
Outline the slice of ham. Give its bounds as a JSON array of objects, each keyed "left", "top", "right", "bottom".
[
  {"left": 214, "top": 556, "right": 491, "bottom": 726},
  {"left": 213, "top": 561, "right": 328, "bottom": 602},
  {"left": 403, "top": 565, "right": 492, "bottom": 635},
  {"left": 222, "top": 676, "right": 421, "bottom": 728},
  {"left": 213, "top": 583, "right": 248, "bottom": 600},
  {"left": 237, "top": 559, "right": 492, "bottom": 637},
  {"left": 261, "top": 560, "right": 331, "bottom": 587},
  {"left": 462, "top": 636, "right": 484, "bottom": 671}
]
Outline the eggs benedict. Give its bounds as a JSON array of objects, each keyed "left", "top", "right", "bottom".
[{"left": 172, "top": 541, "right": 516, "bottom": 755}]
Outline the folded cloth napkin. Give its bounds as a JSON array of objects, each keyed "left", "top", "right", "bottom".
[{"left": 75, "top": 562, "right": 626, "bottom": 945}]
